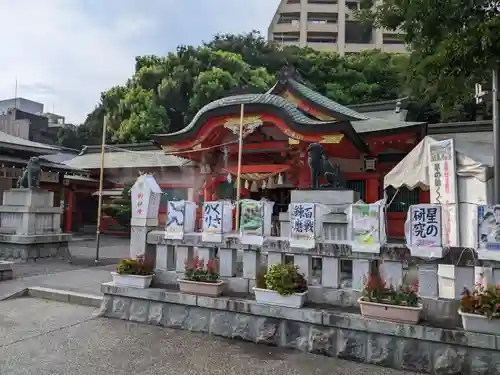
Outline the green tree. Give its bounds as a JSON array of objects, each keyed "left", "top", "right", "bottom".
[
  {"left": 59, "top": 32, "right": 416, "bottom": 147},
  {"left": 358, "top": 0, "right": 500, "bottom": 118},
  {"left": 102, "top": 182, "right": 132, "bottom": 230}
]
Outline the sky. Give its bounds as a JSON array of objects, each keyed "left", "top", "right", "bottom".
[{"left": 0, "top": 0, "right": 279, "bottom": 124}]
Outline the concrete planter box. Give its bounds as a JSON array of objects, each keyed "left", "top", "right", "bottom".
[
  {"left": 459, "top": 309, "right": 500, "bottom": 334},
  {"left": 178, "top": 279, "right": 225, "bottom": 297},
  {"left": 111, "top": 272, "right": 152, "bottom": 289},
  {"left": 253, "top": 287, "right": 307, "bottom": 308},
  {"left": 358, "top": 298, "right": 422, "bottom": 324}
]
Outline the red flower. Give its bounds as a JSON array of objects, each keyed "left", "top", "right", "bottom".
[
  {"left": 411, "top": 279, "right": 419, "bottom": 292},
  {"left": 207, "top": 259, "right": 214, "bottom": 274}
]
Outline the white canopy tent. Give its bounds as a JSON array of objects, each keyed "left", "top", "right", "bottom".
[
  {"left": 384, "top": 134, "right": 494, "bottom": 191},
  {"left": 384, "top": 134, "right": 495, "bottom": 248}
]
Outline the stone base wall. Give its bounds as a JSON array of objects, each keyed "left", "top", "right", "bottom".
[
  {"left": 0, "top": 269, "right": 13, "bottom": 281},
  {"left": 100, "top": 282, "right": 500, "bottom": 374},
  {"left": 0, "top": 261, "right": 13, "bottom": 281},
  {"left": 0, "top": 242, "right": 70, "bottom": 262}
]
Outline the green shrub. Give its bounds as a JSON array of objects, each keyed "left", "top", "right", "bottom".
[
  {"left": 116, "top": 255, "right": 153, "bottom": 276},
  {"left": 264, "top": 263, "right": 308, "bottom": 296}
]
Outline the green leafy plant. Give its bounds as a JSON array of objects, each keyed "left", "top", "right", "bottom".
[
  {"left": 184, "top": 255, "right": 220, "bottom": 283},
  {"left": 361, "top": 273, "right": 420, "bottom": 307},
  {"left": 461, "top": 284, "right": 500, "bottom": 319},
  {"left": 116, "top": 255, "right": 153, "bottom": 276},
  {"left": 263, "top": 263, "right": 308, "bottom": 296},
  {"left": 103, "top": 182, "right": 133, "bottom": 229}
]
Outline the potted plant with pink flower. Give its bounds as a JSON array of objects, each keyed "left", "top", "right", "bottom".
[
  {"left": 178, "top": 255, "right": 225, "bottom": 297},
  {"left": 459, "top": 282, "right": 500, "bottom": 334},
  {"left": 358, "top": 269, "right": 422, "bottom": 324}
]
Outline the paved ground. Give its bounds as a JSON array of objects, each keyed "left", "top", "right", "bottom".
[
  {"left": 0, "top": 266, "right": 113, "bottom": 299},
  {"left": 10, "top": 235, "right": 130, "bottom": 280},
  {"left": 0, "top": 298, "right": 417, "bottom": 375}
]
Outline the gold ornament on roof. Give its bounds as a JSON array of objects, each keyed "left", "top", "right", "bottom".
[
  {"left": 320, "top": 134, "right": 344, "bottom": 144},
  {"left": 223, "top": 116, "right": 263, "bottom": 137}
]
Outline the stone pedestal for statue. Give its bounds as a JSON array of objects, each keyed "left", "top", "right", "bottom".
[
  {"left": 279, "top": 189, "right": 359, "bottom": 241},
  {"left": 0, "top": 188, "right": 71, "bottom": 261},
  {"left": 129, "top": 174, "right": 162, "bottom": 264}
]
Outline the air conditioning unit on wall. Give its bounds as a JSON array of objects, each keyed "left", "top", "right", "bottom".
[{"left": 364, "top": 157, "right": 377, "bottom": 172}]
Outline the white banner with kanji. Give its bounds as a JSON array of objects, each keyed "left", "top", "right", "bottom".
[{"left": 405, "top": 204, "right": 443, "bottom": 258}]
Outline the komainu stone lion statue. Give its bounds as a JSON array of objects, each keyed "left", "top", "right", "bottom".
[
  {"left": 17, "top": 156, "right": 41, "bottom": 189},
  {"left": 307, "top": 142, "right": 346, "bottom": 189}
]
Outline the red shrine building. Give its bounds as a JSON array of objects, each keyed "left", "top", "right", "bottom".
[{"left": 153, "top": 67, "right": 429, "bottom": 237}]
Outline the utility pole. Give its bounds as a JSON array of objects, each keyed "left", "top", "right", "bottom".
[
  {"left": 95, "top": 115, "right": 108, "bottom": 264},
  {"left": 493, "top": 66, "right": 500, "bottom": 204},
  {"left": 475, "top": 67, "right": 500, "bottom": 203}
]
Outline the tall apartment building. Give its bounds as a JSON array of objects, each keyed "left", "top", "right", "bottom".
[{"left": 268, "top": 0, "right": 407, "bottom": 55}]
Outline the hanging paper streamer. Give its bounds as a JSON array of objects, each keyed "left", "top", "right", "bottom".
[
  {"left": 202, "top": 200, "right": 233, "bottom": 243},
  {"left": 348, "top": 199, "right": 386, "bottom": 253},
  {"left": 277, "top": 173, "right": 284, "bottom": 185},
  {"left": 404, "top": 204, "right": 443, "bottom": 258},
  {"left": 239, "top": 200, "right": 274, "bottom": 245},
  {"left": 250, "top": 181, "right": 259, "bottom": 192},
  {"left": 267, "top": 176, "right": 275, "bottom": 189},
  {"left": 244, "top": 180, "right": 249, "bottom": 189},
  {"left": 477, "top": 204, "right": 500, "bottom": 261},
  {"left": 165, "top": 200, "right": 197, "bottom": 240}
]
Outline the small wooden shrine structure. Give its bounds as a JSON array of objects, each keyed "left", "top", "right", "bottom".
[{"left": 153, "top": 67, "right": 428, "bottom": 236}]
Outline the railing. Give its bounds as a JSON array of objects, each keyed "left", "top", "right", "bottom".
[{"left": 146, "top": 231, "right": 500, "bottom": 327}]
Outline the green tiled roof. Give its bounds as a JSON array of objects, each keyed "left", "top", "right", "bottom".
[
  {"left": 65, "top": 150, "right": 193, "bottom": 169},
  {"left": 288, "top": 79, "right": 369, "bottom": 121},
  {"left": 352, "top": 118, "right": 424, "bottom": 134},
  {"left": 164, "top": 93, "right": 337, "bottom": 137}
]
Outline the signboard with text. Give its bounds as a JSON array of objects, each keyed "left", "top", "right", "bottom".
[
  {"left": 348, "top": 200, "right": 385, "bottom": 254},
  {"left": 165, "top": 200, "right": 196, "bottom": 240},
  {"left": 239, "top": 200, "right": 274, "bottom": 246},
  {"left": 290, "top": 202, "right": 316, "bottom": 249},
  {"left": 406, "top": 204, "right": 443, "bottom": 258},
  {"left": 202, "top": 201, "right": 233, "bottom": 243},
  {"left": 477, "top": 205, "right": 500, "bottom": 261},
  {"left": 131, "top": 174, "right": 162, "bottom": 219},
  {"left": 428, "top": 139, "right": 459, "bottom": 247}
]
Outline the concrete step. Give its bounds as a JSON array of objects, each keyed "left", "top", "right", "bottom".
[{"left": 2, "top": 286, "right": 102, "bottom": 308}]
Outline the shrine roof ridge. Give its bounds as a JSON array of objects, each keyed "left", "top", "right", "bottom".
[
  {"left": 162, "top": 93, "right": 337, "bottom": 137},
  {"left": 269, "top": 78, "right": 369, "bottom": 121},
  {"left": 152, "top": 93, "right": 369, "bottom": 144}
]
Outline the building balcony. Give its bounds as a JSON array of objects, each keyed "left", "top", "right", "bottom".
[
  {"left": 307, "top": 22, "right": 338, "bottom": 32},
  {"left": 306, "top": 41, "right": 339, "bottom": 51},
  {"left": 305, "top": 3, "right": 339, "bottom": 13},
  {"left": 273, "top": 22, "right": 301, "bottom": 33},
  {"left": 344, "top": 43, "right": 376, "bottom": 53},
  {"left": 380, "top": 43, "right": 408, "bottom": 53},
  {"left": 280, "top": 3, "right": 301, "bottom": 13}
]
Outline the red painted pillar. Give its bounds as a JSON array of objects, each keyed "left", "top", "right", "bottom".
[
  {"left": 419, "top": 190, "right": 430, "bottom": 204},
  {"left": 203, "top": 178, "right": 212, "bottom": 203},
  {"left": 365, "top": 177, "right": 380, "bottom": 203},
  {"left": 298, "top": 150, "right": 309, "bottom": 188},
  {"left": 64, "top": 189, "right": 73, "bottom": 233}
]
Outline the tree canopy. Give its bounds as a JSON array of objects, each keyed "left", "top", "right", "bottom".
[
  {"left": 56, "top": 31, "right": 441, "bottom": 149},
  {"left": 358, "top": 0, "right": 500, "bottom": 120}
]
